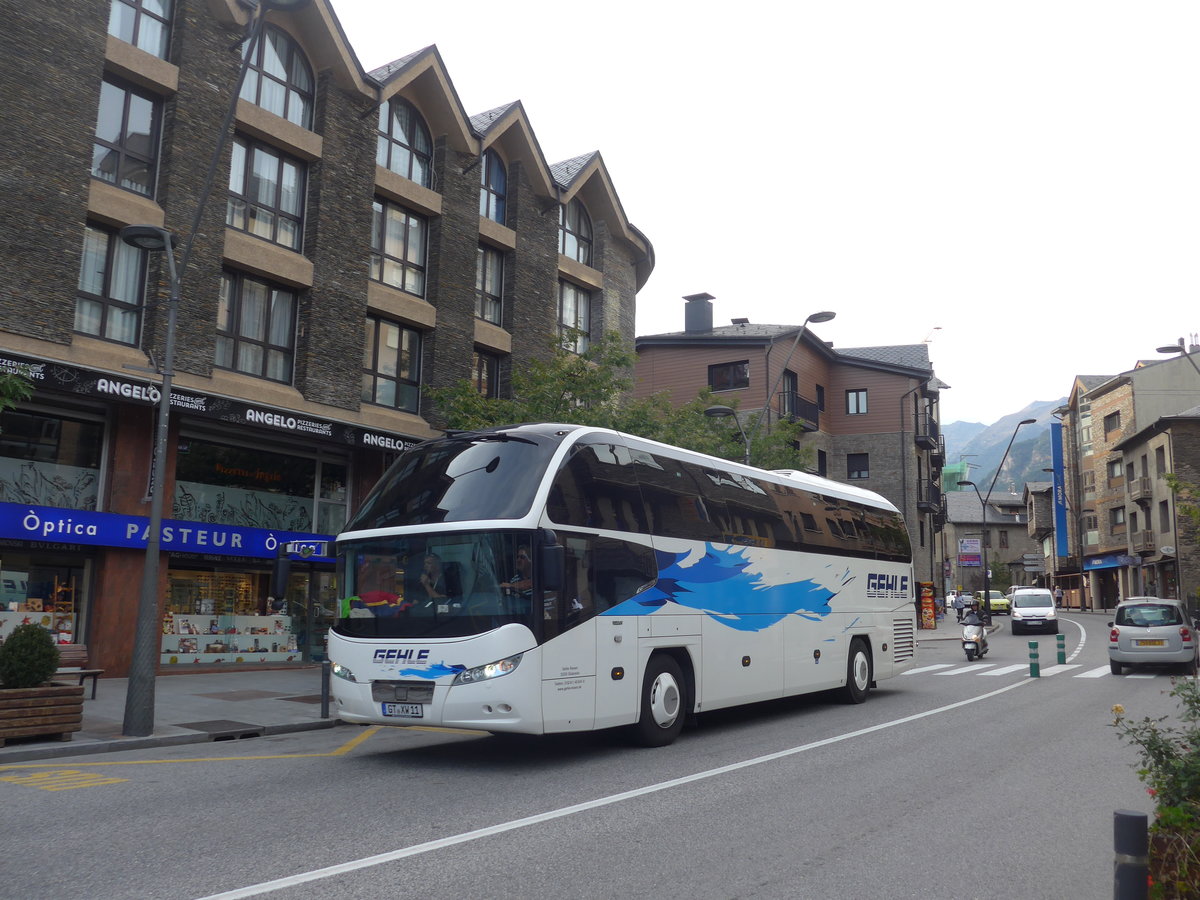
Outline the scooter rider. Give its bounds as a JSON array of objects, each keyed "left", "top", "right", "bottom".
[{"left": 962, "top": 600, "right": 989, "bottom": 652}]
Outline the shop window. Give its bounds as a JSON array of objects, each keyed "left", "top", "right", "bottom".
[
  {"left": 227, "top": 136, "right": 306, "bottom": 251},
  {"left": 371, "top": 198, "right": 427, "bottom": 296},
  {"left": 558, "top": 280, "right": 591, "bottom": 353},
  {"left": 75, "top": 223, "right": 145, "bottom": 345},
  {"left": 108, "top": 0, "right": 172, "bottom": 59},
  {"left": 479, "top": 148, "right": 506, "bottom": 224},
  {"left": 376, "top": 97, "right": 432, "bottom": 187},
  {"left": 239, "top": 25, "right": 313, "bottom": 129},
  {"left": 362, "top": 316, "right": 421, "bottom": 413},
  {"left": 0, "top": 409, "right": 103, "bottom": 509},
  {"left": 216, "top": 271, "right": 297, "bottom": 383},
  {"left": 92, "top": 77, "right": 160, "bottom": 197},
  {"left": 709, "top": 361, "right": 749, "bottom": 392},
  {"left": 0, "top": 562, "right": 87, "bottom": 647},
  {"left": 559, "top": 198, "right": 592, "bottom": 265},
  {"left": 476, "top": 244, "right": 503, "bottom": 324},
  {"left": 173, "top": 435, "right": 345, "bottom": 532}
]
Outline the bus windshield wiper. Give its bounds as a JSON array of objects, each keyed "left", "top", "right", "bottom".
[{"left": 444, "top": 430, "right": 538, "bottom": 446}]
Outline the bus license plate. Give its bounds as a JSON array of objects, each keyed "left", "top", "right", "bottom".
[{"left": 382, "top": 702, "right": 423, "bottom": 718}]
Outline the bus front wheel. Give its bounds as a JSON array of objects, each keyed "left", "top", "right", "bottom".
[
  {"left": 633, "top": 654, "right": 686, "bottom": 747},
  {"left": 840, "top": 639, "right": 871, "bottom": 704}
]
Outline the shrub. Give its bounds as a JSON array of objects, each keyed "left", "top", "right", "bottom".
[
  {"left": 0, "top": 624, "right": 60, "bottom": 689},
  {"left": 1112, "top": 678, "right": 1200, "bottom": 899}
]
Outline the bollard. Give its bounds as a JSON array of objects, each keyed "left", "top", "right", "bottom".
[
  {"left": 1113, "top": 809, "right": 1148, "bottom": 900},
  {"left": 321, "top": 659, "right": 331, "bottom": 719},
  {"left": 1056, "top": 633, "right": 1066, "bottom": 665},
  {"left": 1028, "top": 640, "right": 1040, "bottom": 677}
]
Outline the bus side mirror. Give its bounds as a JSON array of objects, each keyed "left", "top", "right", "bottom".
[{"left": 539, "top": 543, "right": 564, "bottom": 592}]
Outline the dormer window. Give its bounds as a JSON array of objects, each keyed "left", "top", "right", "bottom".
[
  {"left": 479, "top": 149, "right": 506, "bottom": 224},
  {"left": 239, "top": 26, "right": 314, "bottom": 129},
  {"left": 559, "top": 198, "right": 592, "bottom": 266},
  {"left": 108, "top": 0, "right": 172, "bottom": 59},
  {"left": 377, "top": 98, "right": 432, "bottom": 188}
]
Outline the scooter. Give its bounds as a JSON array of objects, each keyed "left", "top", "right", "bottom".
[{"left": 961, "top": 613, "right": 989, "bottom": 661}]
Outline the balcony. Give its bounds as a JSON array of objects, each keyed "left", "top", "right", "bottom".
[
  {"left": 1128, "top": 475, "right": 1152, "bottom": 504},
  {"left": 929, "top": 433, "right": 946, "bottom": 467},
  {"left": 780, "top": 391, "right": 820, "bottom": 432},
  {"left": 1131, "top": 530, "right": 1156, "bottom": 555},
  {"left": 915, "top": 413, "right": 939, "bottom": 450},
  {"left": 917, "top": 480, "right": 941, "bottom": 513}
]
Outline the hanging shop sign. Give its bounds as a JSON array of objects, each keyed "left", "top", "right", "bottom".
[
  {"left": 2, "top": 501, "right": 334, "bottom": 561},
  {"left": 1, "top": 351, "right": 421, "bottom": 454}
]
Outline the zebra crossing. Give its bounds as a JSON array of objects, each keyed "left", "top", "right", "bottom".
[{"left": 902, "top": 662, "right": 1168, "bottom": 680}]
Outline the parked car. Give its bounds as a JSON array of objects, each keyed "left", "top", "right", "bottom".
[
  {"left": 974, "top": 590, "right": 1009, "bottom": 615},
  {"left": 1010, "top": 588, "right": 1058, "bottom": 634},
  {"left": 1107, "top": 597, "right": 1199, "bottom": 676}
]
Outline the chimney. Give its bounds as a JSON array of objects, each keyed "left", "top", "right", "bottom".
[{"left": 683, "top": 292, "right": 714, "bottom": 333}]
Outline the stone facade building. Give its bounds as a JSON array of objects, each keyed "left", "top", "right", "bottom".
[
  {"left": 634, "top": 294, "right": 948, "bottom": 588},
  {"left": 0, "top": 0, "right": 653, "bottom": 673}
]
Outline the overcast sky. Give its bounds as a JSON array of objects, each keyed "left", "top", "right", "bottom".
[{"left": 334, "top": 0, "right": 1197, "bottom": 427}]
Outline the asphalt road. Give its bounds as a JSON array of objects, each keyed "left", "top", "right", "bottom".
[{"left": 1, "top": 613, "right": 1184, "bottom": 900}]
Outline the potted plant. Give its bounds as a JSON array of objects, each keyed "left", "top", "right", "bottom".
[
  {"left": 1112, "top": 678, "right": 1200, "bottom": 899},
  {"left": 0, "top": 624, "right": 84, "bottom": 747}
]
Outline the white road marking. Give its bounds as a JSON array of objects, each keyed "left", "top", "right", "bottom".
[
  {"left": 979, "top": 664, "right": 1029, "bottom": 677},
  {"left": 939, "top": 663, "right": 997, "bottom": 675},
  {"left": 1076, "top": 666, "right": 1112, "bottom": 678},
  {"left": 1039, "top": 664, "right": 1082, "bottom": 676},
  {"left": 902, "top": 664, "right": 957, "bottom": 675},
  {"left": 194, "top": 680, "right": 1035, "bottom": 900}
]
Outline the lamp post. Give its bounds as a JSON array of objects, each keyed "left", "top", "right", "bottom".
[
  {"left": 744, "top": 310, "right": 836, "bottom": 453},
  {"left": 957, "top": 417, "right": 1037, "bottom": 617},
  {"left": 117, "top": 0, "right": 313, "bottom": 737},
  {"left": 119, "top": 226, "right": 179, "bottom": 737},
  {"left": 1157, "top": 339, "right": 1200, "bottom": 378},
  {"left": 704, "top": 405, "right": 751, "bottom": 465}
]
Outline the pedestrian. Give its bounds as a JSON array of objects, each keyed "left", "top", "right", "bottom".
[
  {"left": 1054, "top": 586, "right": 1063, "bottom": 608},
  {"left": 952, "top": 591, "right": 965, "bottom": 622}
]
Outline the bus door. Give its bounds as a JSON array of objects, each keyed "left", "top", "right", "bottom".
[{"left": 540, "top": 533, "right": 596, "bottom": 732}]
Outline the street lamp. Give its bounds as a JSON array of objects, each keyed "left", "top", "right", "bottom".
[
  {"left": 119, "top": 226, "right": 179, "bottom": 738},
  {"left": 957, "top": 417, "right": 1037, "bottom": 617},
  {"left": 1157, "top": 339, "right": 1200, "bottom": 378},
  {"left": 704, "top": 405, "right": 751, "bottom": 465},
  {"left": 744, "top": 310, "right": 837, "bottom": 453}
]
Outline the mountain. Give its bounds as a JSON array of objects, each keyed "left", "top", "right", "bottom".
[{"left": 942, "top": 398, "right": 1067, "bottom": 493}]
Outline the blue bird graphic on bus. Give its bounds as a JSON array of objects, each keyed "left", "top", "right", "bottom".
[
  {"left": 395, "top": 662, "right": 466, "bottom": 679},
  {"left": 604, "top": 544, "right": 838, "bottom": 632}
]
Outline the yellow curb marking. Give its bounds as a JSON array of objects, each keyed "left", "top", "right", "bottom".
[{"left": 0, "top": 769, "right": 129, "bottom": 790}]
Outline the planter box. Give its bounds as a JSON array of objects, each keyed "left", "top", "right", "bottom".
[{"left": 0, "top": 682, "right": 85, "bottom": 747}]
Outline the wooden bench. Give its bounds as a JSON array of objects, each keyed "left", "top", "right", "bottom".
[{"left": 54, "top": 644, "right": 104, "bottom": 700}]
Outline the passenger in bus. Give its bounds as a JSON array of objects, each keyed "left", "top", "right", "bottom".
[{"left": 419, "top": 553, "right": 448, "bottom": 602}]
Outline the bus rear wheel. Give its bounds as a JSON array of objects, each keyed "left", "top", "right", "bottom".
[
  {"left": 840, "top": 639, "right": 871, "bottom": 704},
  {"left": 632, "top": 654, "right": 686, "bottom": 747}
]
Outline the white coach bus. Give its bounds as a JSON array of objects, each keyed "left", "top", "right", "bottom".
[{"left": 326, "top": 424, "right": 916, "bottom": 746}]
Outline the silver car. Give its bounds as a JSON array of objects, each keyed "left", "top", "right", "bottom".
[
  {"left": 1010, "top": 588, "right": 1058, "bottom": 635},
  {"left": 1107, "top": 597, "right": 1199, "bottom": 676}
]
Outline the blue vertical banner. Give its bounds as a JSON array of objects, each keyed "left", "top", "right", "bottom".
[{"left": 1050, "top": 422, "right": 1069, "bottom": 557}]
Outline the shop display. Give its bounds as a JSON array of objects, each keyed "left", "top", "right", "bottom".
[{"left": 160, "top": 615, "right": 299, "bottom": 664}]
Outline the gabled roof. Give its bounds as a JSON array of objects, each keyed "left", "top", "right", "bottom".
[
  {"left": 369, "top": 45, "right": 476, "bottom": 154},
  {"left": 945, "top": 490, "right": 1025, "bottom": 525},
  {"left": 468, "top": 101, "right": 556, "bottom": 198},
  {"left": 838, "top": 344, "right": 931, "bottom": 371}
]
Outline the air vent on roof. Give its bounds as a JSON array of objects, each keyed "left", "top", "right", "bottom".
[{"left": 731, "top": 318, "right": 749, "bottom": 325}]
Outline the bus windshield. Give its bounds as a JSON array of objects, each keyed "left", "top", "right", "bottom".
[
  {"left": 346, "top": 431, "right": 561, "bottom": 531},
  {"left": 334, "top": 530, "right": 542, "bottom": 639}
]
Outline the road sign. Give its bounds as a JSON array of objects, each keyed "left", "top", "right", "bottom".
[
  {"left": 1022, "top": 553, "right": 1042, "bottom": 562},
  {"left": 1024, "top": 564, "right": 1045, "bottom": 573}
]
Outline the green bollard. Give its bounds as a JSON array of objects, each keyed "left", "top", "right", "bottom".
[
  {"left": 1028, "top": 641, "right": 1040, "bottom": 678},
  {"left": 1056, "top": 633, "right": 1066, "bottom": 665}
]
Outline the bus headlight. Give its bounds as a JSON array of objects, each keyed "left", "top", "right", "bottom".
[
  {"left": 452, "top": 652, "right": 523, "bottom": 685},
  {"left": 330, "top": 662, "right": 356, "bottom": 682}
]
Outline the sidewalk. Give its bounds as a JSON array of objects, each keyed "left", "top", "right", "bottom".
[{"left": 0, "top": 666, "right": 342, "bottom": 764}]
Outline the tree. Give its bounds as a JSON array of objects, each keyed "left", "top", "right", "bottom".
[
  {"left": 426, "top": 332, "right": 815, "bottom": 472},
  {"left": 0, "top": 371, "right": 33, "bottom": 426}
]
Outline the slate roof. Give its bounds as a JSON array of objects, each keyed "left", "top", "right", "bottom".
[
  {"left": 470, "top": 102, "right": 517, "bottom": 135},
  {"left": 368, "top": 47, "right": 428, "bottom": 82},
  {"left": 549, "top": 153, "right": 597, "bottom": 189},
  {"left": 837, "top": 344, "right": 931, "bottom": 371}
]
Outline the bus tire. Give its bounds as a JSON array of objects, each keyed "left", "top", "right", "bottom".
[
  {"left": 840, "top": 639, "right": 871, "bottom": 704},
  {"left": 632, "top": 654, "right": 686, "bottom": 747}
]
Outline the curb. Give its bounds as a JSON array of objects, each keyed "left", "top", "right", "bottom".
[{"left": 0, "top": 718, "right": 344, "bottom": 765}]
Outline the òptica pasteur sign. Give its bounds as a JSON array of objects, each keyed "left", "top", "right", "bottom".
[{"left": 2, "top": 502, "right": 333, "bottom": 561}]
